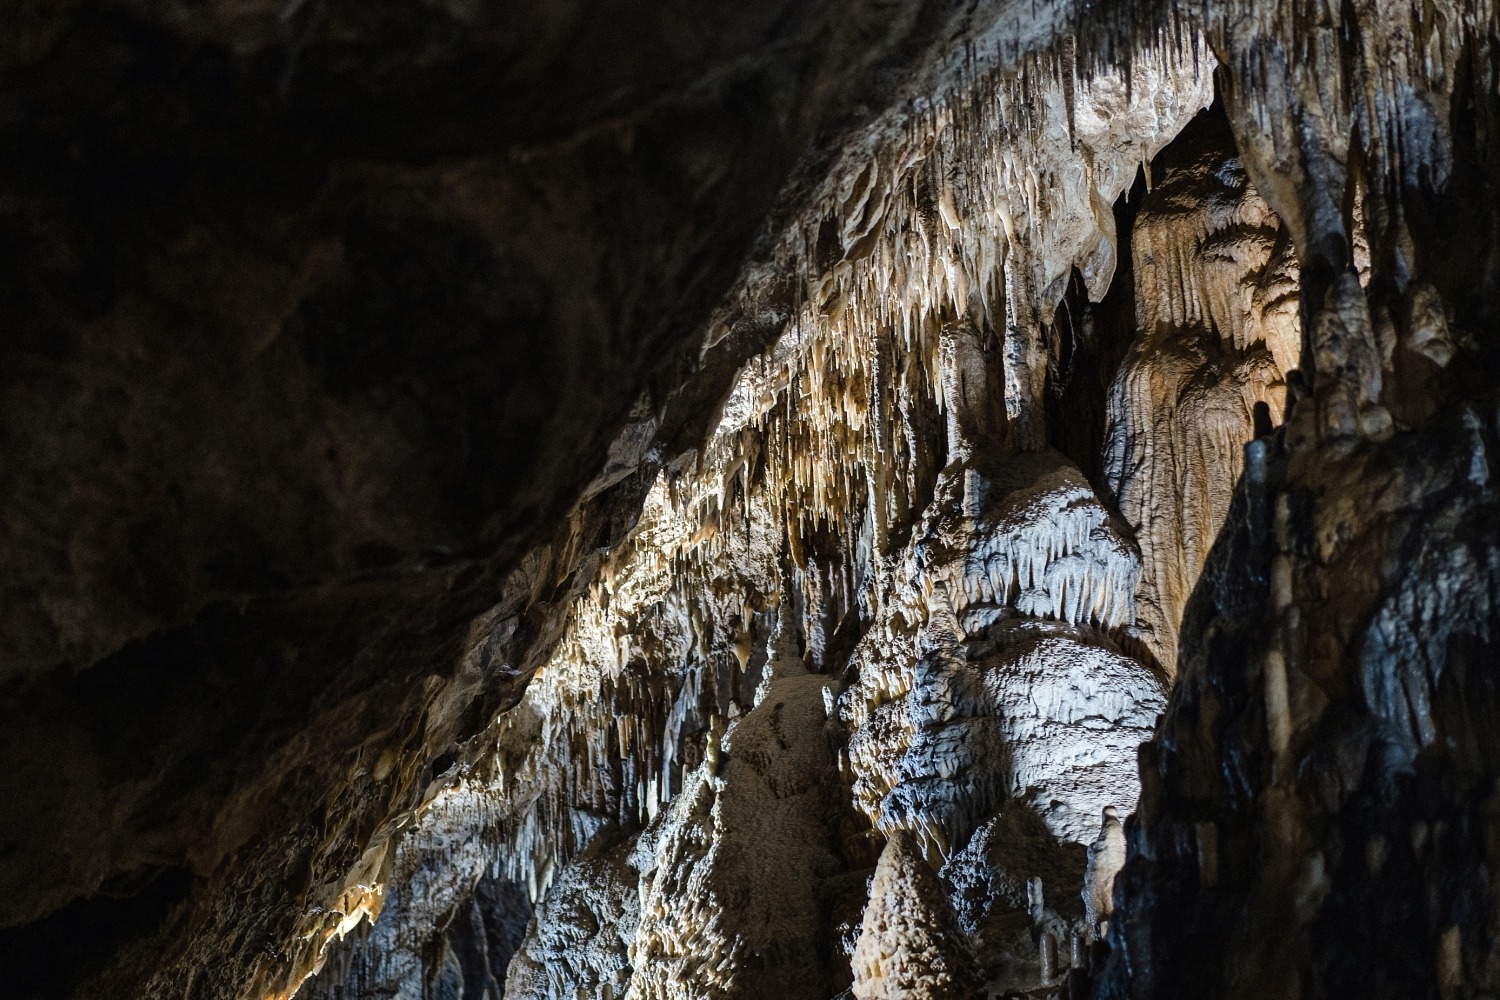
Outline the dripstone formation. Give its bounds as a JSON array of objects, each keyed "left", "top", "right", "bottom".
[{"left": 1, "top": 2, "right": 1497, "bottom": 999}]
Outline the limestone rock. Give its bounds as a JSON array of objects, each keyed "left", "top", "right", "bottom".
[
  {"left": 1, "top": 3, "right": 1496, "bottom": 1000},
  {"left": 850, "top": 832, "right": 982, "bottom": 1000}
]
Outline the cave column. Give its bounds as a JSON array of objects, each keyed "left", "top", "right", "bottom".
[{"left": 938, "top": 316, "right": 1003, "bottom": 463}]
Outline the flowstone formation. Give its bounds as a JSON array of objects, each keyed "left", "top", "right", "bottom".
[
  {"left": 3, "top": 2, "right": 1499, "bottom": 1000},
  {"left": 1103, "top": 110, "right": 1303, "bottom": 676}
]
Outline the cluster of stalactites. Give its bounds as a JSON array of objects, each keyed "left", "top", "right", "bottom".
[
  {"left": 1128, "top": 151, "right": 1302, "bottom": 371},
  {"left": 710, "top": 24, "right": 1213, "bottom": 571},
  {"left": 459, "top": 11, "right": 1216, "bottom": 925},
  {"left": 837, "top": 460, "right": 1152, "bottom": 856},
  {"left": 953, "top": 465, "right": 1142, "bottom": 632},
  {"left": 1197, "top": 0, "right": 1494, "bottom": 449},
  {"left": 486, "top": 640, "right": 715, "bottom": 903}
]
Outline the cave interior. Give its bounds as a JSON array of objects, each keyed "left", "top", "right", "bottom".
[{"left": 2, "top": 2, "right": 1500, "bottom": 999}]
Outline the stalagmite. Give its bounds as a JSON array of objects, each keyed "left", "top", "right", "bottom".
[
  {"left": 1083, "top": 805, "right": 1126, "bottom": 938},
  {"left": 850, "top": 833, "right": 983, "bottom": 1000}
]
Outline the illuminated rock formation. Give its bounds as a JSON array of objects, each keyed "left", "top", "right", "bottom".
[
  {"left": 1103, "top": 111, "right": 1302, "bottom": 675},
  {"left": 851, "top": 832, "right": 982, "bottom": 1000},
  {"left": 0, "top": 2, "right": 1496, "bottom": 999}
]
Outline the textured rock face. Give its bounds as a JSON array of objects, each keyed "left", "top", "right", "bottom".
[
  {"left": 0, "top": 1, "right": 1015, "bottom": 996},
  {"left": 1094, "top": 11, "right": 1500, "bottom": 989},
  {"left": 503, "top": 844, "right": 636, "bottom": 1000},
  {"left": 3, "top": 2, "right": 1499, "bottom": 1000},
  {"left": 1104, "top": 110, "right": 1302, "bottom": 675},
  {"left": 1095, "top": 4, "right": 1500, "bottom": 1000}
]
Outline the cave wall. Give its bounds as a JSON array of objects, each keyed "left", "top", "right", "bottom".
[
  {"left": 0, "top": 0, "right": 1026, "bottom": 995},
  {"left": 1099, "top": 2, "right": 1500, "bottom": 997},
  {"left": 302, "top": 22, "right": 1275, "bottom": 1000},
  {"left": 3, "top": 1, "right": 1499, "bottom": 999}
]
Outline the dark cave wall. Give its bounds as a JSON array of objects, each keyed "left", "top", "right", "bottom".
[
  {"left": 0, "top": 1, "right": 980, "bottom": 997},
  {"left": 1099, "top": 5, "right": 1500, "bottom": 999}
]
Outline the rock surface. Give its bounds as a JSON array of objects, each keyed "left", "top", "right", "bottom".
[{"left": 1, "top": 2, "right": 1498, "bottom": 1000}]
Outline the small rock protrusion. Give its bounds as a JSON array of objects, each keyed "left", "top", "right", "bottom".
[{"left": 1083, "top": 806, "right": 1126, "bottom": 938}]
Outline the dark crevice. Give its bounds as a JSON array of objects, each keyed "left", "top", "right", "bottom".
[{"left": 1044, "top": 161, "right": 1143, "bottom": 497}]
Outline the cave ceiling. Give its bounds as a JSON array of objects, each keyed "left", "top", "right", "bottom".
[{"left": 1, "top": 2, "right": 1498, "bottom": 999}]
